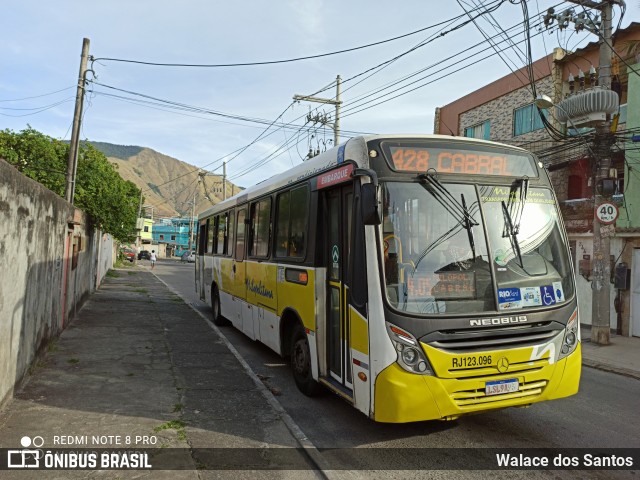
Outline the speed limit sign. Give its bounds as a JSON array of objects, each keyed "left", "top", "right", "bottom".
[{"left": 595, "top": 202, "right": 618, "bottom": 224}]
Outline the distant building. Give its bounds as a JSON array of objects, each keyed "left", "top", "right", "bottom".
[
  {"left": 140, "top": 218, "right": 153, "bottom": 244},
  {"left": 152, "top": 217, "right": 196, "bottom": 256}
]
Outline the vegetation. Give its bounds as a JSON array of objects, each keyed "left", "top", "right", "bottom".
[
  {"left": 84, "top": 141, "right": 144, "bottom": 160},
  {"left": 0, "top": 127, "right": 142, "bottom": 242}
]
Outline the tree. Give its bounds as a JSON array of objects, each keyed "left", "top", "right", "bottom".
[{"left": 0, "top": 127, "right": 142, "bottom": 242}]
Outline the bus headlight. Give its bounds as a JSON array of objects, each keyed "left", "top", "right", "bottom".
[
  {"left": 558, "top": 308, "right": 579, "bottom": 360},
  {"left": 386, "top": 323, "right": 433, "bottom": 375}
]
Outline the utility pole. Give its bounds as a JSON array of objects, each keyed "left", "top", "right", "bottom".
[
  {"left": 293, "top": 75, "right": 342, "bottom": 147},
  {"left": 135, "top": 189, "right": 143, "bottom": 256},
  {"left": 590, "top": 1, "right": 614, "bottom": 345},
  {"left": 65, "top": 38, "right": 90, "bottom": 204},
  {"left": 188, "top": 174, "right": 203, "bottom": 251},
  {"left": 189, "top": 193, "right": 196, "bottom": 252},
  {"left": 223, "top": 161, "right": 227, "bottom": 200},
  {"left": 543, "top": 1, "right": 620, "bottom": 344}
]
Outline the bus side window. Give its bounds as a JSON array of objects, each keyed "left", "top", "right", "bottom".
[
  {"left": 227, "top": 211, "right": 235, "bottom": 256},
  {"left": 275, "top": 191, "right": 290, "bottom": 257},
  {"left": 289, "top": 186, "right": 308, "bottom": 258},
  {"left": 207, "top": 217, "right": 215, "bottom": 253},
  {"left": 235, "top": 209, "right": 246, "bottom": 261},
  {"left": 250, "top": 198, "right": 271, "bottom": 258},
  {"left": 217, "top": 214, "right": 226, "bottom": 255},
  {"left": 274, "top": 185, "right": 309, "bottom": 259},
  {"left": 200, "top": 221, "right": 208, "bottom": 254}
]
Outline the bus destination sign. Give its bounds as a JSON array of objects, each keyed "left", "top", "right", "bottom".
[
  {"left": 386, "top": 145, "right": 537, "bottom": 177},
  {"left": 316, "top": 164, "right": 354, "bottom": 189}
]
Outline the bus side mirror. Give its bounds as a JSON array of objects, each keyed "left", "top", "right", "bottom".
[{"left": 361, "top": 183, "right": 381, "bottom": 225}]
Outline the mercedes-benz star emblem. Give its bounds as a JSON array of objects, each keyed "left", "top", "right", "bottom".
[{"left": 497, "top": 357, "right": 510, "bottom": 373}]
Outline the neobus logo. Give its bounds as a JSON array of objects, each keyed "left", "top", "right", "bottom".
[{"left": 469, "top": 315, "right": 528, "bottom": 326}]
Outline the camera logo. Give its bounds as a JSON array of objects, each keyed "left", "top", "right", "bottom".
[{"left": 7, "top": 436, "right": 44, "bottom": 469}]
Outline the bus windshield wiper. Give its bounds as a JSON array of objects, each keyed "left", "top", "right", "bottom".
[
  {"left": 412, "top": 172, "right": 479, "bottom": 274},
  {"left": 502, "top": 200, "right": 524, "bottom": 267},
  {"left": 505, "top": 177, "right": 529, "bottom": 236},
  {"left": 461, "top": 193, "right": 476, "bottom": 261},
  {"left": 418, "top": 171, "right": 478, "bottom": 230}
]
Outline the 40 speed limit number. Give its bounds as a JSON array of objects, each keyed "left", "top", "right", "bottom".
[{"left": 595, "top": 202, "right": 618, "bottom": 225}]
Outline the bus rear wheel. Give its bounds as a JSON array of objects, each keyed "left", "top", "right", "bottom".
[
  {"left": 212, "top": 286, "right": 229, "bottom": 326},
  {"left": 291, "top": 324, "right": 322, "bottom": 396}
]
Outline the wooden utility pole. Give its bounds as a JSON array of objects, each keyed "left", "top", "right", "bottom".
[
  {"left": 223, "top": 161, "right": 227, "bottom": 200},
  {"left": 293, "top": 75, "right": 342, "bottom": 147},
  {"left": 65, "top": 38, "right": 90, "bottom": 204}
]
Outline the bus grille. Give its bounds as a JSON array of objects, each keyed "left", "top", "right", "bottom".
[
  {"left": 424, "top": 323, "right": 561, "bottom": 353},
  {"left": 452, "top": 379, "right": 547, "bottom": 408},
  {"left": 448, "top": 358, "right": 548, "bottom": 379}
]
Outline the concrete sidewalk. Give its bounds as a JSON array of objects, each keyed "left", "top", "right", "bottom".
[
  {"left": 581, "top": 327, "right": 640, "bottom": 380},
  {"left": 0, "top": 269, "right": 318, "bottom": 479}
]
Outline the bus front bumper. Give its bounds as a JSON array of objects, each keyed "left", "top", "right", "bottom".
[{"left": 373, "top": 343, "right": 581, "bottom": 423}]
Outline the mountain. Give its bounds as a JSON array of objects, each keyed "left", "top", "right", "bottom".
[{"left": 88, "top": 142, "right": 242, "bottom": 219}]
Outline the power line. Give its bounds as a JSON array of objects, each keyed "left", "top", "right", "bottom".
[
  {"left": 90, "top": 18, "right": 472, "bottom": 68},
  {"left": 0, "top": 98, "right": 75, "bottom": 117},
  {"left": 86, "top": 1, "right": 574, "bottom": 191},
  {"left": 0, "top": 86, "right": 76, "bottom": 102},
  {"left": 88, "top": 81, "right": 370, "bottom": 137}
]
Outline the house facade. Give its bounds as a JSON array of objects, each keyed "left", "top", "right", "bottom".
[
  {"left": 433, "top": 24, "right": 640, "bottom": 337},
  {"left": 152, "top": 217, "right": 197, "bottom": 256},
  {"left": 140, "top": 218, "right": 153, "bottom": 244}
]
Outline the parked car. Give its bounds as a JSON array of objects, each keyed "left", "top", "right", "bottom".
[
  {"left": 181, "top": 251, "right": 196, "bottom": 263},
  {"left": 138, "top": 250, "right": 151, "bottom": 260},
  {"left": 122, "top": 249, "right": 135, "bottom": 262}
]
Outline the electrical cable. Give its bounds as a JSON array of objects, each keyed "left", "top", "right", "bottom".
[
  {"left": 90, "top": 15, "right": 479, "bottom": 69},
  {"left": 0, "top": 86, "right": 76, "bottom": 102},
  {"left": 87, "top": 1, "right": 572, "bottom": 190}
]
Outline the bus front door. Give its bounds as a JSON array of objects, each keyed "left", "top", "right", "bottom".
[{"left": 325, "top": 185, "right": 353, "bottom": 392}]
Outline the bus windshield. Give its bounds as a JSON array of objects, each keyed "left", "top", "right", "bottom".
[{"left": 381, "top": 181, "right": 574, "bottom": 315}]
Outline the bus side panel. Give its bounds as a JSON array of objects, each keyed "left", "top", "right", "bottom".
[
  {"left": 203, "top": 254, "right": 214, "bottom": 305},
  {"left": 277, "top": 266, "right": 316, "bottom": 341},
  {"left": 245, "top": 261, "right": 277, "bottom": 313},
  {"left": 258, "top": 308, "right": 281, "bottom": 354},
  {"left": 350, "top": 305, "right": 370, "bottom": 416},
  {"left": 365, "top": 226, "right": 398, "bottom": 419},
  {"left": 217, "top": 257, "right": 239, "bottom": 325},
  {"left": 245, "top": 260, "right": 278, "bottom": 342}
]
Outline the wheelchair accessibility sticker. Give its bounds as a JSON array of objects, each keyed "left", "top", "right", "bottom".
[{"left": 499, "top": 282, "right": 565, "bottom": 310}]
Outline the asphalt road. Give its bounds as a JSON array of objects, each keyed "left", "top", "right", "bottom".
[{"left": 152, "top": 259, "right": 640, "bottom": 479}]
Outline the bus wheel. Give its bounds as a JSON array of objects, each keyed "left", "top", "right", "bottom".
[
  {"left": 291, "top": 324, "right": 322, "bottom": 396},
  {"left": 212, "top": 286, "right": 229, "bottom": 326}
]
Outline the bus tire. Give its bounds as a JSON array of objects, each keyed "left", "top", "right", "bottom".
[
  {"left": 212, "top": 286, "right": 230, "bottom": 326},
  {"left": 291, "top": 323, "right": 322, "bottom": 397}
]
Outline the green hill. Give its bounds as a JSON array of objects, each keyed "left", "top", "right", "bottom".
[{"left": 88, "top": 142, "right": 242, "bottom": 219}]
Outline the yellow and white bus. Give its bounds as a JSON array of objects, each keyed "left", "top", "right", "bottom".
[{"left": 195, "top": 134, "right": 580, "bottom": 423}]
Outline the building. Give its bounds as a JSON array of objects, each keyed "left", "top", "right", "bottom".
[
  {"left": 433, "top": 23, "right": 640, "bottom": 337},
  {"left": 152, "top": 217, "right": 197, "bottom": 256},
  {"left": 140, "top": 217, "right": 153, "bottom": 244}
]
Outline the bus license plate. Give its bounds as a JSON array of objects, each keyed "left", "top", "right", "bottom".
[{"left": 485, "top": 378, "right": 519, "bottom": 396}]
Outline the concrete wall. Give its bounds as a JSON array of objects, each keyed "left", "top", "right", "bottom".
[{"left": 0, "top": 158, "right": 113, "bottom": 407}]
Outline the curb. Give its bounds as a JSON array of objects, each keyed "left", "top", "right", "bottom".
[{"left": 582, "top": 359, "right": 640, "bottom": 381}]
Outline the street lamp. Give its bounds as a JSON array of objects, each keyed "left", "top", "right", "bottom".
[{"left": 534, "top": 94, "right": 612, "bottom": 345}]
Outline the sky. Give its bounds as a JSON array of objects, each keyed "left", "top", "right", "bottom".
[{"left": 2, "top": 1, "right": 638, "bottom": 191}]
